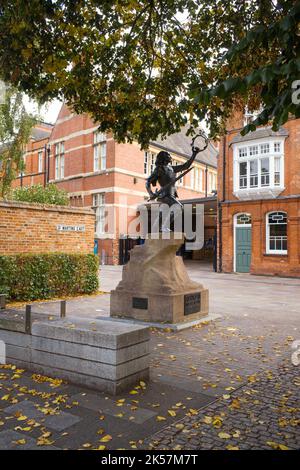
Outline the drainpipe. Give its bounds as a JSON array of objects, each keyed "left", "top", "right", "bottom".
[
  {"left": 46, "top": 145, "right": 50, "bottom": 183},
  {"left": 205, "top": 165, "right": 208, "bottom": 198},
  {"left": 44, "top": 144, "right": 47, "bottom": 187},
  {"left": 218, "top": 132, "right": 227, "bottom": 272}
]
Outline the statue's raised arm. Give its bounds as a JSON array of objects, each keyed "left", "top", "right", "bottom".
[{"left": 172, "top": 131, "right": 209, "bottom": 173}]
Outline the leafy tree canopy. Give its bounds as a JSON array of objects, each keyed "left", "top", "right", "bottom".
[
  {"left": 0, "top": 0, "right": 299, "bottom": 147},
  {"left": 0, "top": 85, "right": 36, "bottom": 196},
  {"left": 10, "top": 183, "right": 69, "bottom": 205}
]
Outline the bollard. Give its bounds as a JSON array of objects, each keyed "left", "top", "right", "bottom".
[
  {"left": 60, "top": 300, "right": 66, "bottom": 318},
  {"left": 25, "top": 305, "right": 32, "bottom": 334},
  {"left": 0, "top": 294, "right": 6, "bottom": 310}
]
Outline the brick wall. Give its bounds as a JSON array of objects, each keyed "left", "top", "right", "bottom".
[
  {"left": 218, "top": 116, "right": 300, "bottom": 277},
  {"left": 0, "top": 200, "right": 95, "bottom": 255},
  {"left": 221, "top": 198, "right": 300, "bottom": 277}
]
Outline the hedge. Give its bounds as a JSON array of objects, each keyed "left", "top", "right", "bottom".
[
  {"left": 0, "top": 253, "right": 99, "bottom": 301},
  {"left": 11, "top": 184, "right": 69, "bottom": 206}
]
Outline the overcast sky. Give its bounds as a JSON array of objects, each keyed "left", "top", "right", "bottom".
[{"left": 24, "top": 97, "right": 62, "bottom": 124}]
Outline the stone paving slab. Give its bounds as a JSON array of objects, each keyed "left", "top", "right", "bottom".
[
  {"left": 3, "top": 400, "right": 81, "bottom": 431},
  {"left": 70, "top": 392, "right": 158, "bottom": 424},
  {"left": 0, "top": 429, "right": 61, "bottom": 450}
]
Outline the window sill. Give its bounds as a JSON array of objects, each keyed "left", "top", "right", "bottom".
[
  {"left": 233, "top": 186, "right": 284, "bottom": 200},
  {"left": 263, "top": 252, "right": 288, "bottom": 257}
]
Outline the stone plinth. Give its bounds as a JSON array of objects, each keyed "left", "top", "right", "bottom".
[{"left": 110, "top": 233, "right": 209, "bottom": 324}]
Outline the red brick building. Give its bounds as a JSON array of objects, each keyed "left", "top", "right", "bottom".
[
  {"left": 15, "top": 104, "right": 218, "bottom": 264},
  {"left": 218, "top": 112, "right": 300, "bottom": 277}
]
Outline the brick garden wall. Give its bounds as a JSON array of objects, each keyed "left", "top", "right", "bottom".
[{"left": 0, "top": 200, "right": 95, "bottom": 255}]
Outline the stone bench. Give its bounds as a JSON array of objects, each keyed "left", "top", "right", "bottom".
[{"left": 0, "top": 317, "right": 150, "bottom": 395}]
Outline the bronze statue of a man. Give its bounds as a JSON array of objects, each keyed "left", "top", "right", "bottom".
[{"left": 146, "top": 133, "right": 208, "bottom": 232}]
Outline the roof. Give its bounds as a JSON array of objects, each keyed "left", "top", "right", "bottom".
[
  {"left": 150, "top": 125, "right": 218, "bottom": 168},
  {"left": 230, "top": 126, "right": 289, "bottom": 145},
  {"left": 31, "top": 125, "right": 53, "bottom": 142}
]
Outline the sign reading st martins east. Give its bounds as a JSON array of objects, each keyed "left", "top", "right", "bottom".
[{"left": 56, "top": 225, "right": 85, "bottom": 232}]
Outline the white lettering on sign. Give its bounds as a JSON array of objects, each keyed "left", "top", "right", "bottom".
[{"left": 57, "top": 225, "right": 85, "bottom": 232}]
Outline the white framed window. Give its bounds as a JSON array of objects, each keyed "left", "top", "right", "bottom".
[
  {"left": 233, "top": 137, "right": 285, "bottom": 199},
  {"left": 239, "top": 147, "right": 247, "bottom": 158},
  {"left": 260, "top": 143, "right": 270, "bottom": 154},
  {"left": 266, "top": 211, "right": 287, "bottom": 255},
  {"left": 54, "top": 142, "right": 64, "bottom": 179},
  {"left": 274, "top": 142, "right": 281, "bottom": 153},
  {"left": 191, "top": 166, "right": 204, "bottom": 191},
  {"left": 274, "top": 157, "right": 281, "bottom": 186},
  {"left": 94, "top": 132, "right": 106, "bottom": 171},
  {"left": 38, "top": 150, "right": 43, "bottom": 173},
  {"left": 250, "top": 160, "right": 258, "bottom": 188},
  {"left": 249, "top": 145, "right": 258, "bottom": 156},
  {"left": 144, "top": 151, "right": 156, "bottom": 176},
  {"left": 93, "top": 193, "right": 106, "bottom": 235},
  {"left": 239, "top": 161, "right": 247, "bottom": 188},
  {"left": 236, "top": 213, "right": 252, "bottom": 225},
  {"left": 260, "top": 158, "right": 270, "bottom": 186},
  {"left": 208, "top": 171, "right": 217, "bottom": 193}
]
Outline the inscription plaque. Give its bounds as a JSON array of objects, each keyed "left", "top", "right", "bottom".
[
  {"left": 132, "top": 297, "right": 148, "bottom": 310},
  {"left": 184, "top": 292, "right": 201, "bottom": 315}
]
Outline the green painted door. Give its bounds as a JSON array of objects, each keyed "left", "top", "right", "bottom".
[{"left": 235, "top": 227, "right": 252, "bottom": 273}]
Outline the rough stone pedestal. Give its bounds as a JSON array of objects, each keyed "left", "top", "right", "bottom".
[{"left": 110, "top": 233, "right": 209, "bottom": 325}]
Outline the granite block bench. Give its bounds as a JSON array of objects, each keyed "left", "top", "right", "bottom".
[{"left": 0, "top": 316, "right": 150, "bottom": 395}]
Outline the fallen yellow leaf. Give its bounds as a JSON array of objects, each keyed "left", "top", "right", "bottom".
[
  {"left": 218, "top": 432, "right": 231, "bottom": 439},
  {"left": 156, "top": 416, "right": 166, "bottom": 422},
  {"left": 100, "top": 435, "right": 112, "bottom": 442}
]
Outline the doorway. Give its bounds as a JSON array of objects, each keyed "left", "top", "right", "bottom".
[{"left": 234, "top": 213, "right": 252, "bottom": 273}]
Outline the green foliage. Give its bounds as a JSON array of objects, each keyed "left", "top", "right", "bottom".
[
  {"left": 11, "top": 183, "right": 69, "bottom": 206},
  {"left": 0, "top": 85, "right": 37, "bottom": 195},
  {"left": 0, "top": 1, "right": 298, "bottom": 144},
  {"left": 192, "top": 2, "right": 300, "bottom": 136},
  {"left": 0, "top": 253, "right": 99, "bottom": 301}
]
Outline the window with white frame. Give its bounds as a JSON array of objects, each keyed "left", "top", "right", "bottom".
[
  {"left": 209, "top": 171, "right": 217, "bottom": 193},
  {"left": 236, "top": 213, "right": 252, "bottom": 225},
  {"left": 38, "top": 150, "right": 43, "bottom": 173},
  {"left": 266, "top": 211, "right": 287, "bottom": 254},
  {"left": 234, "top": 139, "right": 285, "bottom": 196},
  {"left": 94, "top": 132, "right": 106, "bottom": 171},
  {"left": 92, "top": 193, "right": 106, "bottom": 235},
  {"left": 54, "top": 142, "right": 64, "bottom": 179},
  {"left": 144, "top": 151, "right": 156, "bottom": 176},
  {"left": 191, "top": 166, "right": 204, "bottom": 191}
]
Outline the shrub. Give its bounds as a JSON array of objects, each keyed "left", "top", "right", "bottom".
[
  {"left": 0, "top": 253, "right": 99, "bottom": 301},
  {"left": 10, "top": 184, "right": 69, "bottom": 206}
]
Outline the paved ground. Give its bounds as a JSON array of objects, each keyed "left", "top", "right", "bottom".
[{"left": 0, "top": 262, "right": 299, "bottom": 450}]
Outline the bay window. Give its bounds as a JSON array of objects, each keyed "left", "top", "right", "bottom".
[{"left": 233, "top": 137, "right": 285, "bottom": 199}]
